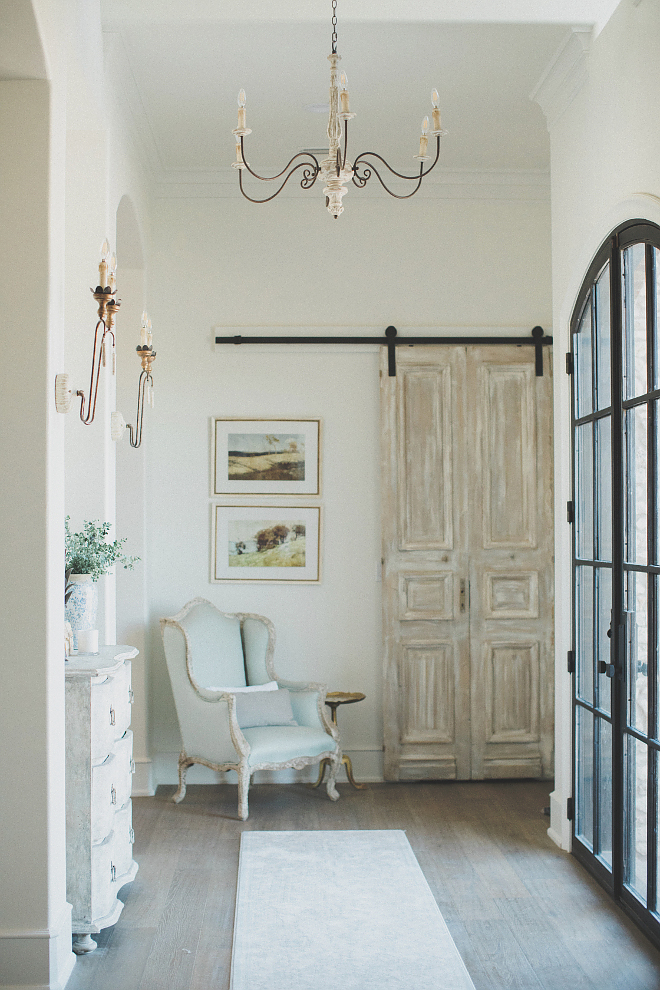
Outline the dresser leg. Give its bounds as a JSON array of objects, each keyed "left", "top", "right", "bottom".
[{"left": 72, "top": 933, "right": 97, "bottom": 954}]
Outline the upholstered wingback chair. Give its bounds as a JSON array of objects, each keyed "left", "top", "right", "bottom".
[{"left": 160, "top": 598, "right": 341, "bottom": 819}]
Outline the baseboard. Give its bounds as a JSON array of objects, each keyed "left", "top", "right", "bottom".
[
  {"left": 151, "top": 748, "right": 385, "bottom": 790},
  {"left": 131, "top": 757, "right": 155, "bottom": 796},
  {"left": 0, "top": 904, "right": 75, "bottom": 990}
]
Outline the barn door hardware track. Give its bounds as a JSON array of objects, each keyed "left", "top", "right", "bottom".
[{"left": 215, "top": 325, "right": 553, "bottom": 376}]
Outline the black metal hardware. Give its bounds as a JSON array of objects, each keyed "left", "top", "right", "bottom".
[
  {"left": 597, "top": 660, "right": 616, "bottom": 678},
  {"left": 567, "top": 501, "right": 574, "bottom": 524},
  {"left": 567, "top": 797, "right": 574, "bottom": 821},
  {"left": 532, "top": 325, "right": 544, "bottom": 376},
  {"left": 385, "top": 325, "right": 397, "bottom": 377},
  {"left": 215, "top": 327, "right": 554, "bottom": 376},
  {"left": 567, "top": 650, "right": 575, "bottom": 674},
  {"left": 566, "top": 352, "right": 574, "bottom": 375}
]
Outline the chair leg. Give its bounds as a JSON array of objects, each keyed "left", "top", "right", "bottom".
[
  {"left": 173, "top": 753, "right": 191, "bottom": 803},
  {"left": 237, "top": 765, "right": 251, "bottom": 820},
  {"left": 325, "top": 751, "right": 341, "bottom": 802}
]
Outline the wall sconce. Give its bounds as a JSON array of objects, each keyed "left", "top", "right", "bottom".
[
  {"left": 111, "top": 311, "right": 156, "bottom": 449},
  {"left": 55, "top": 239, "right": 118, "bottom": 423}
]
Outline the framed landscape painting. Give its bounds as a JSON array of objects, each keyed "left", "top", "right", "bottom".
[
  {"left": 214, "top": 419, "right": 320, "bottom": 496},
  {"left": 213, "top": 505, "right": 320, "bottom": 582}
]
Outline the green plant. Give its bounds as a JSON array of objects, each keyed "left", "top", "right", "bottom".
[{"left": 65, "top": 517, "right": 139, "bottom": 583}]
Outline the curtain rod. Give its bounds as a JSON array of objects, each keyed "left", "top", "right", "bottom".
[{"left": 214, "top": 325, "right": 553, "bottom": 376}]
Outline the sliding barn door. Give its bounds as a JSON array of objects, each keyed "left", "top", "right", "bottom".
[{"left": 382, "top": 344, "right": 554, "bottom": 781}]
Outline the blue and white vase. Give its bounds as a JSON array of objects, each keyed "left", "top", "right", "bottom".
[{"left": 65, "top": 574, "right": 98, "bottom": 650}]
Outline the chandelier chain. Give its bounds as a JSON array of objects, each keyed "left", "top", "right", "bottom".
[{"left": 331, "top": 0, "right": 337, "bottom": 54}]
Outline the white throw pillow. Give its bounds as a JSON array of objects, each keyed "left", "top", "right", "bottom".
[
  {"left": 206, "top": 680, "right": 279, "bottom": 693},
  {"left": 234, "top": 688, "right": 299, "bottom": 729}
]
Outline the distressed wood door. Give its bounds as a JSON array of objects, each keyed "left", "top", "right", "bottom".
[{"left": 382, "top": 344, "right": 554, "bottom": 780}]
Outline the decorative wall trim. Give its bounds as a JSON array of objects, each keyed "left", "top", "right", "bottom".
[
  {"left": 530, "top": 26, "right": 592, "bottom": 131},
  {"left": 152, "top": 748, "right": 384, "bottom": 786},
  {"left": 151, "top": 168, "right": 550, "bottom": 201},
  {"left": 131, "top": 756, "right": 155, "bottom": 797},
  {"left": 0, "top": 904, "right": 74, "bottom": 990}
]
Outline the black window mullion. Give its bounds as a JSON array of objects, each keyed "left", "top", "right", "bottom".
[
  {"left": 592, "top": 284, "right": 601, "bottom": 856},
  {"left": 611, "top": 230, "right": 625, "bottom": 897},
  {"left": 646, "top": 244, "right": 658, "bottom": 911}
]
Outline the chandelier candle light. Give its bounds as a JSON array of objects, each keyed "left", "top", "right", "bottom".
[{"left": 232, "top": 0, "right": 446, "bottom": 218}]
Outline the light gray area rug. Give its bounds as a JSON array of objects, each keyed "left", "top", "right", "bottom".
[{"left": 230, "top": 829, "right": 476, "bottom": 990}]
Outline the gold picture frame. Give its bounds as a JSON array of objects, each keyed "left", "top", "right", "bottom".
[
  {"left": 213, "top": 418, "right": 320, "bottom": 496},
  {"left": 212, "top": 505, "right": 321, "bottom": 583}
]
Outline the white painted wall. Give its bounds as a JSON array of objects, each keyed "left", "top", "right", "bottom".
[
  {"left": 146, "top": 188, "right": 553, "bottom": 786},
  {"left": 0, "top": 2, "right": 150, "bottom": 985},
  {"left": 539, "top": 0, "right": 660, "bottom": 848}
]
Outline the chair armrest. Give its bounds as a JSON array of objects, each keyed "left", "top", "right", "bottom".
[{"left": 278, "top": 680, "right": 339, "bottom": 742}]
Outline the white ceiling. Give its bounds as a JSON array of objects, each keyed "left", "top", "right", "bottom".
[{"left": 99, "top": 1, "right": 618, "bottom": 183}]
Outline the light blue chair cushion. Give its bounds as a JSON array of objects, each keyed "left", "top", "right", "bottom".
[
  {"left": 242, "top": 725, "right": 338, "bottom": 766},
  {"left": 235, "top": 689, "right": 298, "bottom": 729},
  {"left": 242, "top": 615, "right": 272, "bottom": 685},
  {"left": 180, "top": 602, "right": 246, "bottom": 688}
]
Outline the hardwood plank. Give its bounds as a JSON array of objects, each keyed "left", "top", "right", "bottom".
[{"left": 137, "top": 868, "right": 210, "bottom": 990}]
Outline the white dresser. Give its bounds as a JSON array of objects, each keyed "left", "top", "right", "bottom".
[{"left": 65, "top": 646, "right": 139, "bottom": 954}]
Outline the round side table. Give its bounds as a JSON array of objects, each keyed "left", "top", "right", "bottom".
[{"left": 311, "top": 691, "right": 367, "bottom": 790}]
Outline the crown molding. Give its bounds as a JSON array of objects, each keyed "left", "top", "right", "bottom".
[
  {"left": 530, "top": 26, "right": 592, "bottom": 131},
  {"left": 150, "top": 168, "right": 550, "bottom": 202}
]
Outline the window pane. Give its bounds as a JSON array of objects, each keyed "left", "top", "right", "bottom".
[
  {"left": 577, "top": 705, "right": 594, "bottom": 850},
  {"left": 577, "top": 566, "right": 594, "bottom": 705},
  {"left": 575, "top": 298, "right": 593, "bottom": 419},
  {"left": 655, "top": 247, "right": 660, "bottom": 391},
  {"left": 624, "top": 733, "right": 648, "bottom": 905},
  {"left": 623, "top": 243, "right": 647, "bottom": 400},
  {"left": 596, "top": 567, "right": 612, "bottom": 715},
  {"left": 598, "top": 717, "right": 613, "bottom": 869},
  {"left": 626, "top": 570, "right": 649, "bottom": 733},
  {"left": 575, "top": 422, "right": 594, "bottom": 560},
  {"left": 595, "top": 265, "right": 611, "bottom": 410},
  {"left": 656, "top": 399, "right": 660, "bottom": 565},
  {"left": 624, "top": 405, "right": 648, "bottom": 565},
  {"left": 595, "top": 417, "right": 612, "bottom": 561}
]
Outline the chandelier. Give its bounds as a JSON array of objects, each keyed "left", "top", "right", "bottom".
[{"left": 232, "top": 0, "right": 446, "bottom": 218}]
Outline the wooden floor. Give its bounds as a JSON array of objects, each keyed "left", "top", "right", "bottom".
[{"left": 66, "top": 780, "right": 660, "bottom": 990}]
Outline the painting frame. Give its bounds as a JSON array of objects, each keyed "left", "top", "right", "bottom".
[
  {"left": 213, "top": 418, "right": 321, "bottom": 496},
  {"left": 212, "top": 505, "right": 321, "bottom": 583}
]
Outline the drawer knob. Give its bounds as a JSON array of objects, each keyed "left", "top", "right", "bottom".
[
  {"left": 129, "top": 828, "right": 135, "bottom": 844},
  {"left": 109, "top": 706, "right": 116, "bottom": 726},
  {"left": 111, "top": 786, "right": 117, "bottom": 805},
  {"left": 131, "top": 759, "right": 136, "bottom": 774},
  {"left": 110, "top": 863, "right": 117, "bottom": 882},
  {"left": 128, "top": 688, "right": 135, "bottom": 704}
]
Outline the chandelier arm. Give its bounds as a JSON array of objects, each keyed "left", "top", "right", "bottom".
[
  {"left": 352, "top": 135, "right": 441, "bottom": 184},
  {"left": 240, "top": 137, "right": 320, "bottom": 182},
  {"left": 352, "top": 159, "right": 424, "bottom": 200},
  {"left": 239, "top": 161, "right": 321, "bottom": 204},
  {"left": 342, "top": 118, "right": 349, "bottom": 171}
]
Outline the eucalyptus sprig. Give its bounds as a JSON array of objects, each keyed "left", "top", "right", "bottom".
[{"left": 65, "top": 517, "right": 139, "bottom": 582}]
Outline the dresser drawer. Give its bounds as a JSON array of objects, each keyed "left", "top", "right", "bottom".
[
  {"left": 112, "top": 801, "right": 135, "bottom": 882},
  {"left": 109, "top": 661, "right": 133, "bottom": 742},
  {"left": 91, "top": 754, "right": 116, "bottom": 843},
  {"left": 113, "top": 730, "right": 134, "bottom": 811},
  {"left": 90, "top": 833, "right": 117, "bottom": 923}
]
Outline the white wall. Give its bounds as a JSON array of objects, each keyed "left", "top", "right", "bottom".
[
  {"left": 146, "top": 188, "right": 553, "bottom": 786},
  {"left": 540, "top": 0, "right": 660, "bottom": 848}
]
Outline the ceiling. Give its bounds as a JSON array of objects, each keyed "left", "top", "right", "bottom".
[{"left": 99, "top": 1, "right": 616, "bottom": 184}]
